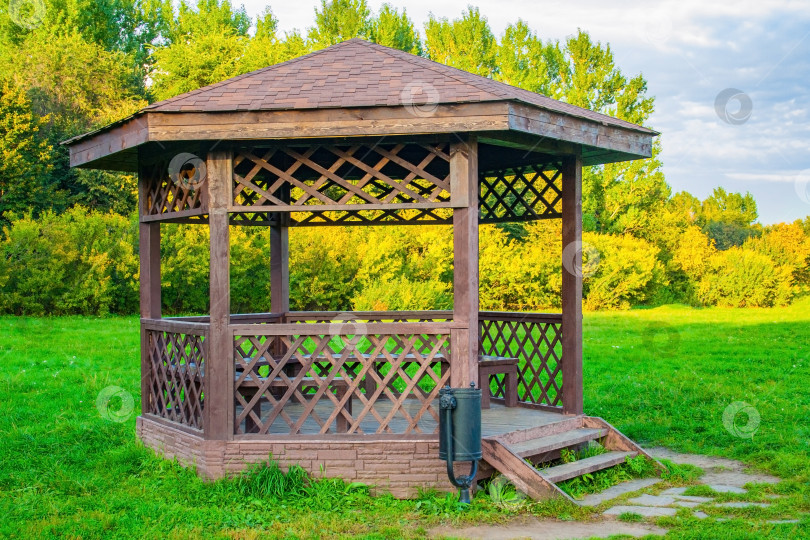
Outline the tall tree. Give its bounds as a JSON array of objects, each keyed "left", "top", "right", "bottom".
[
  {"left": 495, "top": 20, "right": 564, "bottom": 97},
  {"left": 424, "top": 7, "right": 497, "bottom": 77},
  {"left": 150, "top": 0, "right": 250, "bottom": 100},
  {"left": 0, "top": 80, "right": 57, "bottom": 223},
  {"left": 238, "top": 9, "right": 311, "bottom": 73},
  {"left": 369, "top": 4, "right": 420, "bottom": 54},
  {"left": 307, "top": 0, "right": 371, "bottom": 48}
]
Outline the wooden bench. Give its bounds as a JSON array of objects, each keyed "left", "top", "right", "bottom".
[
  {"left": 478, "top": 356, "right": 518, "bottom": 409},
  {"left": 239, "top": 376, "right": 353, "bottom": 433}
]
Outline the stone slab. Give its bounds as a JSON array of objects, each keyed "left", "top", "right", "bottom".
[
  {"left": 716, "top": 502, "right": 771, "bottom": 508},
  {"left": 430, "top": 516, "right": 668, "bottom": 539},
  {"left": 604, "top": 505, "right": 678, "bottom": 517},
  {"left": 579, "top": 478, "right": 662, "bottom": 507},
  {"left": 626, "top": 494, "right": 700, "bottom": 508}
]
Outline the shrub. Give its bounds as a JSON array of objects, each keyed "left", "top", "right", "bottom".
[
  {"left": 697, "top": 247, "right": 792, "bottom": 307},
  {"left": 0, "top": 207, "right": 138, "bottom": 315}
]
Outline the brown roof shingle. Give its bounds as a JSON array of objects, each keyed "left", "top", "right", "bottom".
[{"left": 143, "top": 38, "right": 654, "bottom": 134}]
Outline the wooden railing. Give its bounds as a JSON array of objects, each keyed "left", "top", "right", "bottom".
[
  {"left": 230, "top": 321, "right": 452, "bottom": 436},
  {"left": 479, "top": 312, "right": 563, "bottom": 409},
  {"left": 141, "top": 319, "right": 209, "bottom": 431}
]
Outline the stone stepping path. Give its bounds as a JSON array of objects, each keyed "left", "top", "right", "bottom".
[{"left": 601, "top": 447, "right": 789, "bottom": 523}]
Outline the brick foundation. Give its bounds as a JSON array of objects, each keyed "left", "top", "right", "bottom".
[{"left": 136, "top": 415, "right": 466, "bottom": 498}]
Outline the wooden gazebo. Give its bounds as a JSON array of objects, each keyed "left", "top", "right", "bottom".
[{"left": 66, "top": 39, "right": 659, "bottom": 499}]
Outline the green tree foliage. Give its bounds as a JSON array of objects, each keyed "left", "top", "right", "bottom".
[
  {"left": 150, "top": 0, "right": 250, "bottom": 100},
  {"left": 697, "top": 187, "right": 760, "bottom": 249},
  {"left": 0, "top": 80, "right": 56, "bottom": 223},
  {"left": 697, "top": 248, "right": 792, "bottom": 308},
  {"left": 308, "top": 0, "right": 371, "bottom": 48},
  {"left": 0, "top": 0, "right": 806, "bottom": 314},
  {"left": 424, "top": 7, "right": 497, "bottom": 77},
  {"left": 495, "top": 21, "right": 564, "bottom": 96},
  {"left": 0, "top": 207, "right": 139, "bottom": 314},
  {"left": 369, "top": 4, "right": 420, "bottom": 54}
]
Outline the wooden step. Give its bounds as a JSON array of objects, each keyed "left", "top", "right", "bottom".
[
  {"left": 481, "top": 439, "right": 575, "bottom": 503},
  {"left": 540, "top": 451, "right": 637, "bottom": 484},
  {"left": 510, "top": 428, "right": 607, "bottom": 458}
]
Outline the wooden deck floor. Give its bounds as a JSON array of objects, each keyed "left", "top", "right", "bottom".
[{"left": 236, "top": 399, "right": 568, "bottom": 436}]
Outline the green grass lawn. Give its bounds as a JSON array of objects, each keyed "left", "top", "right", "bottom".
[{"left": 0, "top": 302, "right": 808, "bottom": 538}]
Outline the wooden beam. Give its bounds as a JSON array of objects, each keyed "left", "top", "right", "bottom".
[
  {"left": 67, "top": 101, "right": 655, "bottom": 170},
  {"left": 271, "top": 224, "right": 289, "bottom": 313},
  {"left": 561, "top": 153, "right": 583, "bottom": 416},
  {"left": 451, "top": 137, "right": 479, "bottom": 388},
  {"left": 205, "top": 150, "right": 233, "bottom": 440},
  {"left": 138, "top": 158, "right": 161, "bottom": 416}
]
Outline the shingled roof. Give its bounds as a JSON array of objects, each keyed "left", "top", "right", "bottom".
[{"left": 142, "top": 38, "right": 653, "bottom": 135}]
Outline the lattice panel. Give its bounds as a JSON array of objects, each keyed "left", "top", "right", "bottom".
[
  {"left": 479, "top": 163, "right": 563, "bottom": 223},
  {"left": 233, "top": 332, "right": 450, "bottom": 435},
  {"left": 141, "top": 158, "right": 206, "bottom": 217},
  {"left": 479, "top": 316, "right": 562, "bottom": 407},
  {"left": 145, "top": 329, "right": 207, "bottom": 429},
  {"left": 232, "top": 143, "right": 452, "bottom": 210}
]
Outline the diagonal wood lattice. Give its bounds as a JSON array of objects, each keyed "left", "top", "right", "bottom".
[
  {"left": 479, "top": 162, "right": 563, "bottom": 223},
  {"left": 232, "top": 142, "right": 452, "bottom": 212},
  {"left": 141, "top": 157, "right": 207, "bottom": 218},
  {"left": 479, "top": 313, "right": 563, "bottom": 407},
  {"left": 145, "top": 329, "right": 207, "bottom": 429},
  {"left": 232, "top": 331, "right": 450, "bottom": 435}
]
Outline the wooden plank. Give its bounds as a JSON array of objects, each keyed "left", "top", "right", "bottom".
[
  {"left": 229, "top": 321, "right": 454, "bottom": 335},
  {"left": 510, "top": 428, "right": 607, "bottom": 458},
  {"left": 285, "top": 310, "right": 454, "bottom": 320},
  {"left": 496, "top": 415, "right": 583, "bottom": 445},
  {"left": 481, "top": 439, "right": 574, "bottom": 501},
  {"left": 228, "top": 202, "right": 455, "bottom": 213},
  {"left": 451, "top": 137, "right": 479, "bottom": 388},
  {"left": 582, "top": 416, "right": 667, "bottom": 471},
  {"left": 508, "top": 103, "right": 654, "bottom": 158},
  {"left": 478, "top": 311, "right": 562, "bottom": 323},
  {"left": 541, "top": 451, "right": 636, "bottom": 484},
  {"left": 561, "top": 154, "right": 583, "bottom": 416},
  {"left": 140, "top": 318, "right": 210, "bottom": 334},
  {"left": 205, "top": 150, "right": 233, "bottom": 440}
]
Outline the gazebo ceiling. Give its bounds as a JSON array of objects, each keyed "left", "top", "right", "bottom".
[{"left": 64, "top": 38, "right": 657, "bottom": 172}]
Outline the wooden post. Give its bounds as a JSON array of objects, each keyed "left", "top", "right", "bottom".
[
  {"left": 138, "top": 222, "right": 160, "bottom": 415},
  {"left": 271, "top": 224, "right": 289, "bottom": 314},
  {"left": 205, "top": 150, "right": 233, "bottom": 440},
  {"left": 138, "top": 158, "right": 161, "bottom": 416},
  {"left": 561, "top": 153, "right": 584, "bottom": 416},
  {"left": 451, "top": 138, "right": 479, "bottom": 388}
]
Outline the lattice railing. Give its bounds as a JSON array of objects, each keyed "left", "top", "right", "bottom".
[
  {"left": 231, "top": 322, "right": 452, "bottom": 436},
  {"left": 232, "top": 142, "right": 453, "bottom": 226},
  {"left": 143, "top": 320, "right": 208, "bottom": 430},
  {"left": 479, "top": 162, "right": 563, "bottom": 223},
  {"left": 479, "top": 312, "right": 563, "bottom": 408},
  {"left": 140, "top": 157, "right": 207, "bottom": 219}
]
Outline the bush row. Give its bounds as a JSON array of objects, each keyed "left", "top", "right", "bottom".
[{"left": 0, "top": 208, "right": 807, "bottom": 315}]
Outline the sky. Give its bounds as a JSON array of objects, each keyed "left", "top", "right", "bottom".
[{"left": 236, "top": 0, "right": 810, "bottom": 225}]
